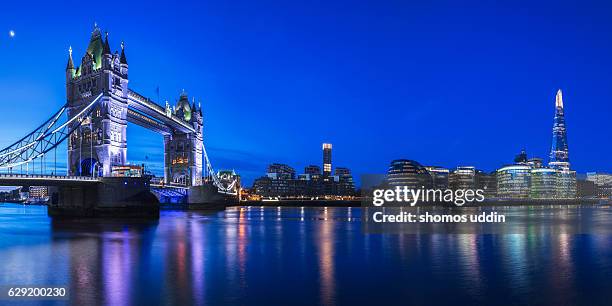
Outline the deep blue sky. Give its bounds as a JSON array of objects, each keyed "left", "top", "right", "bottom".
[{"left": 0, "top": 0, "right": 611, "bottom": 185}]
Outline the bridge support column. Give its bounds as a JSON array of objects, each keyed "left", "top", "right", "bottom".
[
  {"left": 184, "top": 185, "right": 237, "bottom": 210},
  {"left": 48, "top": 177, "right": 159, "bottom": 218}
]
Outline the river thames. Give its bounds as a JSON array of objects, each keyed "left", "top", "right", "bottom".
[{"left": 1, "top": 203, "right": 612, "bottom": 305}]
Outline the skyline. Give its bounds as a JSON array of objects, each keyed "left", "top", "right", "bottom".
[{"left": 1, "top": 1, "right": 612, "bottom": 185}]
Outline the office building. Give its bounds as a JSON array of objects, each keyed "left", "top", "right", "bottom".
[
  {"left": 530, "top": 168, "right": 558, "bottom": 199},
  {"left": 497, "top": 165, "right": 532, "bottom": 198},
  {"left": 497, "top": 147, "right": 576, "bottom": 199},
  {"left": 425, "top": 166, "right": 449, "bottom": 189},
  {"left": 586, "top": 172, "right": 612, "bottom": 198},
  {"left": 577, "top": 179, "right": 597, "bottom": 198},
  {"left": 449, "top": 166, "right": 478, "bottom": 190},
  {"left": 252, "top": 144, "right": 355, "bottom": 198},
  {"left": 335, "top": 167, "right": 355, "bottom": 196},
  {"left": 387, "top": 159, "right": 432, "bottom": 189},
  {"left": 479, "top": 171, "right": 497, "bottom": 198}
]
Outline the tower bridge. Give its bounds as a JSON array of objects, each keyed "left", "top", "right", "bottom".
[{"left": 0, "top": 25, "right": 238, "bottom": 217}]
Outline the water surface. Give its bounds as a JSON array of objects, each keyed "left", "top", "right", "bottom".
[{"left": 0, "top": 204, "right": 611, "bottom": 305}]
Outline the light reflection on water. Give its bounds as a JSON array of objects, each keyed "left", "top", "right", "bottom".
[{"left": 0, "top": 204, "right": 611, "bottom": 305}]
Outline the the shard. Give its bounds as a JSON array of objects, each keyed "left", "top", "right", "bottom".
[{"left": 549, "top": 89, "right": 570, "bottom": 169}]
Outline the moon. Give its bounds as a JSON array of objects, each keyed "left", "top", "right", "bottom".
[{"left": 9, "top": 30, "right": 15, "bottom": 38}]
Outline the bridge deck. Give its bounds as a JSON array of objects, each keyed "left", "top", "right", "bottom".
[
  {"left": 0, "top": 174, "right": 100, "bottom": 186},
  {"left": 127, "top": 90, "right": 195, "bottom": 134}
]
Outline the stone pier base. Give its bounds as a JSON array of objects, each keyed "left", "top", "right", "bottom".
[
  {"left": 48, "top": 177, "right": 159, "bottom": 218},
  {"left": 185, "top": 184, "right": 237, "bottom": 210}
]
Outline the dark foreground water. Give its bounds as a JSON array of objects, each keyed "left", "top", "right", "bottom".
[{"left": 1, "top": 204, "right": 612, "bottom": 306}]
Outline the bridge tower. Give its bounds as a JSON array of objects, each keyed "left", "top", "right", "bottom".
[
  {"left": 66, "top": 24, "right": 128, "bottom": 177},
  {"left": 164, "top": 92, "right": 203, "bottom": 186}
]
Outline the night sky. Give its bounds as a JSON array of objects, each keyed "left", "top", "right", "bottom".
[{"left": 0, "top": 0, "right": 611, "bottom": 185}]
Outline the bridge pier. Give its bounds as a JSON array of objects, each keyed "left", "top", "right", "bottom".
[
  {"left": 185, "top": 184, "right": 237, "bottom": 210},
  {"left": 48, "top": 177, "right": 159, "bottom": 218}
]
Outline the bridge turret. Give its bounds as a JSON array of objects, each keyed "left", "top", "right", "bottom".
[
  {"left": 119, "top": 41, "right": 128, "bottom": 78},
  {"left": 103, "top": 32, "right": 111, "bottom": 55},
  {"left": 65, "top": 46, "right": 75, "bottom": 96},
  {"left": 101, "top": 32, "right": 113, "bottom": 70}
]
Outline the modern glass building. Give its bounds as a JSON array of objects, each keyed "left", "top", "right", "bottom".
[
  {"left": 266, "top": 163, "right": 295, "bottom": 180},
  {"left": 387, "top": 159, "right": 432, "bottom": 189},
  {"left": 496, "top": 165, "right": 531, "bottom": 198},
  {"left": 549, "top": 89, "right": 570, "bottom": 169},
  {"left": 479, "top": 171, "right": 497, "bottom": 198},
  {"left": 425, "top": 166, "right": 449, "bottom": 189},
  {"left": 449, "top": 166, "right": 477, "bottom": 190},
  {"left": 335, "top": 167, "right": 356, "bottom": 196},
  {"left": 556, "top": 169, "right": 577, "bottom": 199},
  {"left": 530, "top": 168, "right": 558, "bottom": 199},
  {"left": 496, "top": 90, "right": 578, "bottom": 200},
  {"left": 497, "top": 163, "right": 576, "bottom": 199}
]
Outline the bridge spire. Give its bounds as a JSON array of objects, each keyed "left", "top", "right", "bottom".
[
  {"left": 120, "top": 41, "right": 128, "bottom": 64},
  {"left": 103, "top": 32, "right": 111, "bottom": 55},
  {"left": 66, "top": 46, "right": 74, "bottom": 70}
]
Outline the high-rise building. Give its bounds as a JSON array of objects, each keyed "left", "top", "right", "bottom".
[
  {"left": 334, "top": 167, "right": 355, "bottom": 196},
  {"left": 252, "top": 144, "right": 356, "bottom": 198},
  {"left": 549, "top": 89, "right": 570, "bottom": 169},
  {"left": 322, "top": 143, "right": 332, "bottom": 177},
  {"left": 301, "top": 165, "right": 323, "bottom": 196},
  {"left": 387, "top": 159, "right": 432, "bottom": 189},
  {"left": 497, "top": 148, "right": 576, "bottom": 200}
]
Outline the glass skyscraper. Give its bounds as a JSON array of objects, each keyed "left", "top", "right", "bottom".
[
  {"left": 497, "top": 90, "right": 577, "bottom": 200},
  {"left": 549, "top": 89, "right": 570, "bottom": 169}
]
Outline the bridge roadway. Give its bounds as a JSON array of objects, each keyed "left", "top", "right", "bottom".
[{"left": 0, "top": 174, "right": 100, "bottom": 186}]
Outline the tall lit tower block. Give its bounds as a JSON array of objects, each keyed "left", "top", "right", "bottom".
[
  {"left": 322, "top": 143, "right": 332, "bottom": 177},
  {"left": 549, "top": 89, "right": 570, "bottom": 169}
]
